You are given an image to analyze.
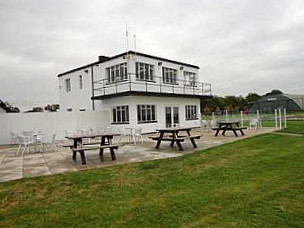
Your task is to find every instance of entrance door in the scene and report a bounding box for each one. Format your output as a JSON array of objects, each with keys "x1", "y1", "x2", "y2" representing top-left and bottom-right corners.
[{"x1": 165, "y1": 106, "x2": 179, "y2": 128}]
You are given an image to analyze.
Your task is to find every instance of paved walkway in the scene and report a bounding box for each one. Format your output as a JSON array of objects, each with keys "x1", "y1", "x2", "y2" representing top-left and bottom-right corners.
[{"x1": 0, "y1": 128, "x2": 276, "y2": 182}]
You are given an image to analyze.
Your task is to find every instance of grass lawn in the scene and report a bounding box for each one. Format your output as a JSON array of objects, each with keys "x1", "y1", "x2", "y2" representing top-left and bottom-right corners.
[
  {"x1": 1, "y1": 133, "x2": 304, "y2": 227},
  {"x1": 280, "y1": 120, "x2": 304, "y2": 135}
]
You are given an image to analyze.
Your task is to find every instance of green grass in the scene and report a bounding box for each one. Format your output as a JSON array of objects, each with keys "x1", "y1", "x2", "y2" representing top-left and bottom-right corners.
[
  {"x1": 1, "y1": 133, "x2": 304, "y2": 227},
  {"x1": 281, "y1": 120, "x2": 304, "y2": 135}
]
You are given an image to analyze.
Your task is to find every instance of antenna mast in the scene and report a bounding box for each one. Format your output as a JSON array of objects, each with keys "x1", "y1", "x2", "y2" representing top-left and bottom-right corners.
[{"x1": 125, "y1": 24, "x2": 129, "y2": 52}]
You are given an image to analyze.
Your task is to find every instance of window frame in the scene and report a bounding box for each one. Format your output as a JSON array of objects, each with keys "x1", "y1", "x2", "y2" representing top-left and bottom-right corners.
[
  {"x1": 111, "y1": 105, "x2": 129, "y2": 124},
  {"x1": 65, "y1": 78, "x2": 71, "y2": 92},
  {"x1": 162, "y1": 67, "x2": 178, "y2": 84},
  {"x1": 137, "y1": 104, "x2": 157, "y2": 124},
  {"x1": 106, "y1": 63, "x2": 128, "y2": 84},
  {"x1": 185, "y1": 105, "x2": 198, "y2": 120},
  {"x1": 184, "y1": 71, "x2": 197, "y2": 87},
  {"x1": 79, "y1": 75, "x2": 83, "y2": 90},
  {"x1": 135, "y1": 62, "x2": 155, "y2": 82}
]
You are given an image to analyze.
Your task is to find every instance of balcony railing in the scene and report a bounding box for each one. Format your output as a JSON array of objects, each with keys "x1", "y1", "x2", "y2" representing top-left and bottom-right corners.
[{"x1": 93, "y1": 73, "x2": 212, "y2": 99}]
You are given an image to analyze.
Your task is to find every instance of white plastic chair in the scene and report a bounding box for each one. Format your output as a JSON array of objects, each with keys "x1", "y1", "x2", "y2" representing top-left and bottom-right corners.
[
  {"x1": 32, "y1": 132, "x2": 44, "y2": 153},
  {"x1": 249, "y1": 118, "x2": 262, "y2": 130},
  {"x1": 16, "y1": 135, "x2": 34, "y2": 156},
  {"x1": 210, "y1": 120, "x2": 218, "y2": 128},
  {"x1": 50, "y1": 133, "x2": 57, "y2": 151},
  {"x1": 10, "y1": 132, "x2": 19, "y2": 144},
  {"x1": 200, "y1": 120, "x2": 208, "y2": 131},
  {"x1": 132, "y1": 128, "x2": 144, "y2": 145}
]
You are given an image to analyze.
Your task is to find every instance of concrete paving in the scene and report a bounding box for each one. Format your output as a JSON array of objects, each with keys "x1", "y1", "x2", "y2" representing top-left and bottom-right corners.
[{"x1": 0, "y1": 128, "x2": 276, "y2": 182}]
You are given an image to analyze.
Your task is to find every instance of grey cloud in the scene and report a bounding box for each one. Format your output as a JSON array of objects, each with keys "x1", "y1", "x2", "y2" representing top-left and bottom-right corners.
[{"x1": 0, "y1": 0, "x2": 304, "y2": 110}]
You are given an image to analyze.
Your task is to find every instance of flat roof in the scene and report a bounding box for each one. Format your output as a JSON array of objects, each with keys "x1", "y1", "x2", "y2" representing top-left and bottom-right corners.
[{"x1": 57, "y1": 51, "x2": 200, "y2": 77}]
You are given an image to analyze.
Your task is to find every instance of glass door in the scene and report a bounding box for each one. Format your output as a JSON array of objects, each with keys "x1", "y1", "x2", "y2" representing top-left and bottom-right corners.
[{"x1": 165, "y1": 106, "x2": 179, "y2": 128}]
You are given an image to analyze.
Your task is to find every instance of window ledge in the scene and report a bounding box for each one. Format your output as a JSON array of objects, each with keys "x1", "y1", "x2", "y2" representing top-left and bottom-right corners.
[
  {"x1": 138, "y1": 120, "x2": 158, "y2": 124},
  {"x1": 136, "y1": 79, "x2": 156, "y2": 83},
  {"x1": 111, "y1": 122, "x2": 130, "y2": 125},
  {"x1": 186, "y1": 118, "x2": 199, "y2": 121},
  {"x1": 106, "y1": 79, "x2": 129, "y2": 85},
  {"x1": 162, "y1": 82, "x2": 179, "y2": 85}
]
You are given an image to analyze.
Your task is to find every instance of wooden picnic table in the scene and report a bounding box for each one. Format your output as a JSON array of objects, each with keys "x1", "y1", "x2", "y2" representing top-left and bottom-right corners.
[
  {"x1": 65, "y1": 133, "x2": 120, "y2": 165},
  {"x1": 150, "y1": 127, "x2": 200, "y2": 151},
  {"x1": 213, "y1": 120, "x2": 246, "y2": 137}
]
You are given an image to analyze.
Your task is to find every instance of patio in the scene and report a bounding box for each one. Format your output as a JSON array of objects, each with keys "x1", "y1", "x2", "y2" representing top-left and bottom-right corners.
[{"x1": 0, "y1": 127, "x2": 276, "y2": 182}]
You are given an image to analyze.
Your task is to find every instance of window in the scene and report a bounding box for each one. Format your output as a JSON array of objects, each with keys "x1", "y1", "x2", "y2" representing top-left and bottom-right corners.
[
  {"x1": 184, "y1": 71, "x2": 196, "y2": 86},
  {"x1": 106, "y1": 63, "x2": 128, "y2": 84},
  {"x1": 162, "y1": 67, "x2": 177, "y2": 84},
  {"x1": 79, "y1": 75, "x2": 83, "y2": 89},
  {"x1": 185, "y1": 105, "x2": 198, "y2": 120},
  {"x1": 136, "y1": 62, "x2": 154, "y2": 81},
  {"x1": 65, "y1": 78, "x2": 71, "y2": 92},
  {"x1": 112, "y1": 105, "x2": 129, "y2": 124},
  {"x1": 137, "y1": 105, "x2": 156, "y2": 123}
]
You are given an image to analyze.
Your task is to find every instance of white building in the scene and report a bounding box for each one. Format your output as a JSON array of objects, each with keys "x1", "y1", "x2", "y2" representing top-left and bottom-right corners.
[{"x1": 58, "y1": 51, "x2": 212, "y2": 132}]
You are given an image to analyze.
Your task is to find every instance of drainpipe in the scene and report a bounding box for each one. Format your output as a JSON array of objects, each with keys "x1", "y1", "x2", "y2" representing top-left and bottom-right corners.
[{"x1": 91, "y1": 66, "x2": 95, "y2": 111}]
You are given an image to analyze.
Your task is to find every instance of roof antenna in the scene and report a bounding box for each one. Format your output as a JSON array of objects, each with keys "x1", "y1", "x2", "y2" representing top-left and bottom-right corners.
[
  {"x1": 125, "y1": 24, "x2": 129, "y2": 52},
  {"x1": 133, "y1": 34, "x2": 137, "y2": 59}
]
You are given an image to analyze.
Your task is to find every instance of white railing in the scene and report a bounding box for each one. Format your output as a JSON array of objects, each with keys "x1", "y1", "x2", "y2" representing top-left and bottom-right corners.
[{"x1": 93, "y1": 73, "x2": 212, "y2": 98}]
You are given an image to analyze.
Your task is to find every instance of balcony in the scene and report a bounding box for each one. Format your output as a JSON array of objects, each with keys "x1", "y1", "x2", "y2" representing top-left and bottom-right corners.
[{"x1": 92, "y1": 74, "x2": 212, "y2": 100}]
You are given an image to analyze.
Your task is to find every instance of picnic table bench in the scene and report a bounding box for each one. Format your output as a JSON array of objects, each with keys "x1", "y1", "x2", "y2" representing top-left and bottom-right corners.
[
  {"x1": 213, "y1": 121, "x2": 247, "y2": 137},
  {"x1": 150, "y1": 127, "x2": 200, "y2": 151},
  {"x1": 65, "y1": 133, "x2": 119, "y2": 165}
]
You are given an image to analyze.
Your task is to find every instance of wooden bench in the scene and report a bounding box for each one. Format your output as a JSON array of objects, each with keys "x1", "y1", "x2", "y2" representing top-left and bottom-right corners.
[
  {"x1": 149, "y1": 134, "x2": 200, "y2": 149},
  {"x1": 149, "y1": 136, "x2": 184, "y2": 142},
  {"x1": 62, "y1": 141, "x2": 101, "y2": 148},
  {"x1": 71, "y1": 144, "x2": 118, "y2": 165},
  {"x1": 213, "y1": 127, "x2": 247, "y2": 137}
]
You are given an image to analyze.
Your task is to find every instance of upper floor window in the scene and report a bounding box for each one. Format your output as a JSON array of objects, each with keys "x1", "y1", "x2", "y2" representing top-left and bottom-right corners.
[
  {"x1": 136, "y1": 62, "x2": 154, "y2": 81},
  {"x1": 137, "y1": 105, "x2": 156, "y2": 123},
  {"x1": 185, "y1": 105, "x2": 198, "y2": 120},
  {"x1": 112, "y1": 105, "x2": 129, "y2": 124},
  {"x1": 184, "y1": 71, "x2": 196, "y2": 86},
  {"x1": 79, "y1": 75, "x2": 83, "y2": 89},
  {"x1": 106, "y1": 63, "x2": 128, "y2": 84},
  {"x1": 65, "y1": 78, "x2": 71, "y2": 92},
  {"x1": 162, "y1": 67, "x2": 177, "y2": 84}
]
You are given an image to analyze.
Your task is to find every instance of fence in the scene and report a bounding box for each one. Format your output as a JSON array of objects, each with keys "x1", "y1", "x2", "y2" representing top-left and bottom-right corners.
[
  {"x1": 202, "y1": 108, "x2": 302, "y2": 129},
  {"x1": 0, "y1": 111, "x2": 109, "y2": 145}
]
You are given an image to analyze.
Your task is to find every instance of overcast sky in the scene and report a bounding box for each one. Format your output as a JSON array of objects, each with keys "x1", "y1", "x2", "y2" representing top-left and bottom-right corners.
[{"x1": 0, "y1": 0, "x2": 303, "y2": 110}]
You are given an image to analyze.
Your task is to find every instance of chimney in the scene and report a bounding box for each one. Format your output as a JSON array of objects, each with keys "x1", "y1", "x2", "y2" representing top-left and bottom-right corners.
[{"x1": 98, "y1": 55, "x2": 110, "y2": 62}]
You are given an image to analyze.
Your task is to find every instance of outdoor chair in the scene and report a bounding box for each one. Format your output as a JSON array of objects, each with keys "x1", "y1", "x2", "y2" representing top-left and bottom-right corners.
[
  {"x1": 200, "y1": 120, "x2": 209, "y2": 131},
  {"x1": 210, "y1": 120, "x2": 218, "y2": 128},
  {"x1": 10, "y1": 132, "x2": 19, "y2": 144},
  {"x1": 32, "y1": 131, "x2": 44, "y2": 153},
  {"x1": 113, "y1": 127, "x2": 132, "y2": 144},
  {"x1": 16, "y1": 135, "x2": 34, "y2": 156},
  {"x1": 132, "y1": 128, "x2": 144, "y2": 145},
  {"x1": 249, "y1": 118, "x2": 262, "y2": 130}
]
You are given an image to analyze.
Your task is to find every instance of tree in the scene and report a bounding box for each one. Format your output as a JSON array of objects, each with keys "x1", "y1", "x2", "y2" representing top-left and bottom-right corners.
[
  {"x1": 246, "y1": 93, "x2": 261, "y2": 103},
  {"x1": 265, "y1": 89, "x2": 283, "y2": 96},
  {"x1": 45, "y1": 104, "x2": 60, "y2": 112}
]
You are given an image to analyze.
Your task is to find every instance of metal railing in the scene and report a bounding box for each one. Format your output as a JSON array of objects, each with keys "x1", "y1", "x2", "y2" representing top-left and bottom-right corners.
[{"x1": 93, "y1": 73, "x2": 212, "y2": 98}]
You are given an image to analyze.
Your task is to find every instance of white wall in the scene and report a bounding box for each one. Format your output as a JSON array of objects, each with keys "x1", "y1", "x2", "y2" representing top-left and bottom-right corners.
[
  {"x1": 58, "y1": 53, "x2": 202, "y2": 112},
  {"x1": 100, "y1": 95, "x2": 201, "y2": 133},
  {"x1": 0, "y1": 111, "x2": 109, "y2": 145},
  {"x1": 58, "y1": 67, "x2": 94, "y2": 112}
]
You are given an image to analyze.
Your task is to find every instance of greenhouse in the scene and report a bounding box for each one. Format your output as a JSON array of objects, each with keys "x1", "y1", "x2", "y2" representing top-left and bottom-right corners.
[{"x1": 249, "y1": 94, "x2": 304, "y2": 113}]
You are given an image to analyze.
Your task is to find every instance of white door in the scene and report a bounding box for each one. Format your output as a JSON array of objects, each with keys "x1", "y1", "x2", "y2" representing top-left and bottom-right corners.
[{"x1": 165, "y1": 106, "x2": 179, "y2": 128}]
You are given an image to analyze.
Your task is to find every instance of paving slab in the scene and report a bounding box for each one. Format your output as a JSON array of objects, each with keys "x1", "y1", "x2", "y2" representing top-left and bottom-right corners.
[{"x1": 0, "y1": 127, "x2": 276, "y2": 182}]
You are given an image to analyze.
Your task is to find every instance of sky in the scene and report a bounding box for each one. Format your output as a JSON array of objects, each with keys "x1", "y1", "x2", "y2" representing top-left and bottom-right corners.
[{"x1": 0, "y1": 0, "x2": 304, "y2": 111}]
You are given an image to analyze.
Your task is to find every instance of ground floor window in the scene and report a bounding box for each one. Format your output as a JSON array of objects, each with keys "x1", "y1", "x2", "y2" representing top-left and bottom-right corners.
[
  {"x1": 137, "y1": 105, "x2": 156, "y2": 123},
  {"x1": 112, "y1": 105, "x2": 129, "y2": 124},
  {"x1": 185, "y1": 105, "x2": 198, "y2": 120}
]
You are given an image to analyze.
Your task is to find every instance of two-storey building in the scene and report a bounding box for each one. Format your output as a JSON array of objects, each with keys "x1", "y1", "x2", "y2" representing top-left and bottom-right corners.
[{"x1": 58, "y1": 51, "x2": 211, "y2": 132}]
